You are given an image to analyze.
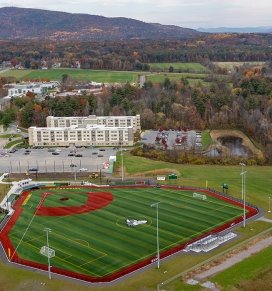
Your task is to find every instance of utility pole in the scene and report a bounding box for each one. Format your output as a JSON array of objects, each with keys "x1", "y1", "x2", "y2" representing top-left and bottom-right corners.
[{"x1": 151, "y1": 202, "x2": 160, "y2": 269}]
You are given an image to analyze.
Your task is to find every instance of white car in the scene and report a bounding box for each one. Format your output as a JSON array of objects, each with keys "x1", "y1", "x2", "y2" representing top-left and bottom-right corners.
[{"x1": 79, "y1": 168, "x2": 88, "y2": 172}]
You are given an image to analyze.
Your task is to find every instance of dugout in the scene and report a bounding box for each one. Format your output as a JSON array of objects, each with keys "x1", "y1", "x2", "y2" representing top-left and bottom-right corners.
[{"x1": 108, "y1": 177, "x2": 156, "y2": 186}]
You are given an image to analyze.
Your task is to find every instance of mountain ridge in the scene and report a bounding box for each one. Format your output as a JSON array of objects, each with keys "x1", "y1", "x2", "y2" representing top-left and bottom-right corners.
[
  {"x1": 198, "y1": 26, "x2": 272, "y2": 33},
  {"x1": 0, "y1": 6, "x2": 203, "y2": 40}
]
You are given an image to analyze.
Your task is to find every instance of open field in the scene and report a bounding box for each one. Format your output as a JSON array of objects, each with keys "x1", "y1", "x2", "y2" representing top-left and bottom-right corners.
[
  {"x1": 148, "y1": 62, "x2": 208, "y2": 73},
  {"x1": 117, "y1": 153, "x2": 272, "y2": 214},
  {"x1": 146, "y1": 73, "x2": 207, "y2": 83},
  {"x1": 0, "y1": 69, "x2": 31, "y2": 79},
  {"x1": 0, "y1": 69, "x2": 140, "y2": 83},
  {"x1": 212, "y1": 245, "x2": 272, "y2": 290},
  {"x1": 0, "y1": 68, "x2": 209, "y2": 85},
  {"x1": 2, "y1": 185, "x2": 246, "y2": 282},
  {"x1": 213, "y1": 61, "x2": 265, "y2": 70}
]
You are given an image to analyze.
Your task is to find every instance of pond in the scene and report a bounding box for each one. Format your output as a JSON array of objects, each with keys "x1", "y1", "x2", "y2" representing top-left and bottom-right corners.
[{"x1": 217, "y1": 136, "x2": 252, "y2": 157}]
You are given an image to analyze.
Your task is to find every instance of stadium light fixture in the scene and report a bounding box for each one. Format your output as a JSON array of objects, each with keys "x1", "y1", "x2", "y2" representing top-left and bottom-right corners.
[
  {"x1": 239, "y1": 163, "x2": 246, "y2": 200},
  {"x1": 239, "y1": 163, "x2": 247, "y2": 228},
  {"x1": 151, "y1": 202, "x2": 160, "y2": 269},
  {"x1": 44, "y1": 228, "x2": 52, "y2": 279}
]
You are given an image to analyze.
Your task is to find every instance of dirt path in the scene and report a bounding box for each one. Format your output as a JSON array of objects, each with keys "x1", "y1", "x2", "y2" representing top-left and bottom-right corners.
[{"x1": 194, "y1": 236, "x2": 272, "y2": 280}]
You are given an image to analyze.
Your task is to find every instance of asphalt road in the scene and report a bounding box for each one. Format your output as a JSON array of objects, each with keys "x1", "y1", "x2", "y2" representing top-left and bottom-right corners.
[{"x1": 0, "y1": 147, "x2": 117, "y2": 174}]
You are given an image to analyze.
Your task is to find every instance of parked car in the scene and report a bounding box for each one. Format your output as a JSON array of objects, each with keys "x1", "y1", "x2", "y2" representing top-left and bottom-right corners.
[
  {"x1": 68, "y1": 153, "x2": 74, "y2": 156},
  {"x1": 97, "y1": 154, "x2": 104, "y2": 157},
  {"x1": 75, "y1": 154, "x2": 83, "y2": 157},
  {"x1": 52, "y1": 152, "x2": 60, "y2": 155},
  {"x1": 29, "y1": 167, "x2": 38, "y2": 172},
  {"x1": 70, "y1": 164, "x2": 77, "y2": 168},
  {"x1": 92, "y1": 152, "x2": 98, "y2": 155},
  {"x1": 79, "y1": 168, "x2": 88, "y2": 172},
  {"x1": 9, "y1": 148, "x2": 17, "y2": 153}
]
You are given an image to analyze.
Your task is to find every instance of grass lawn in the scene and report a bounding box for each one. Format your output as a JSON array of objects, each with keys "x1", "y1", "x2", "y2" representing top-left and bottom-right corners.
[
  {"x1": 7, "y1": 186, "x2": 243, "y2": 279},
  {"x1": 146, "y1": 72, "x2": 207, "y2": 83},
  {"x1": 201, "y1": 130, "x2": 213, "y2": 149},
  {"x1": 0, "y1": 69, "x2": 32, "y2": 79},
  {"x1": 187, "y1": 78, "x2": 211, "y2": 87},
  {"x1": 148, "y1": 63, "x2": 208, "y2": 73},
  {"x1": 118, "y1": 154, "x2": 272, "y2": 214},
  {"x1": 0, "y1": 184, "x2": 10, "y2": 201},
  {"x1": 0, "y1": 134, "x2": 21, "y2": 139},
  {"x1": 212, "y1": 245, "x2": 272, "y2": 290},
  {"x1": 4, "y1": 139, "x2": 24, "y2": 149},
  {"x1": 213, "y1": 61, "x2": 265, "y2": 70},
  {"x1": 0, "y1": 69, "x2": 140, "y2": 83}
]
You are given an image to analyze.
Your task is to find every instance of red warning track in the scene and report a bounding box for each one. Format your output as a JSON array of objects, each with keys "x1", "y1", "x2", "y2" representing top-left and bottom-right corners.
[{"x1": 36, "y1": 192, "x2": 113, "y2": 216}]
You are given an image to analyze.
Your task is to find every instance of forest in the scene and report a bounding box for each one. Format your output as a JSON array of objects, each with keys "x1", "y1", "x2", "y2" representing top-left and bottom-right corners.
[{"x1": 1, "y1": 33, "x2": 272, "y2": 71}]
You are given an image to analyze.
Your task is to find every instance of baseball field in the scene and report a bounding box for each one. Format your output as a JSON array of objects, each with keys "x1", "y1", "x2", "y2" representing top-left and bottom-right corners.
[{"x1": 0, "y1": 185, "x2": 256, "y2": 282}]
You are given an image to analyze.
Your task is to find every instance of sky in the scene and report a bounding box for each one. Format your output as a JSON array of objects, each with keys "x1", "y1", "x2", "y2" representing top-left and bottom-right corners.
[{"x1": 0, "y1": 0, "x2": 271, "y2": 29}]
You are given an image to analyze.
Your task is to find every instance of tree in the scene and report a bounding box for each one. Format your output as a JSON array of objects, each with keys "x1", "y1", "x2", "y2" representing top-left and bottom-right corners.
[
  {"x1": 169, "y1": 66, "x2": 174, "y2": 73},
  {"x1": 141, "y1": 108, "x2": 155, "y2": 129}
]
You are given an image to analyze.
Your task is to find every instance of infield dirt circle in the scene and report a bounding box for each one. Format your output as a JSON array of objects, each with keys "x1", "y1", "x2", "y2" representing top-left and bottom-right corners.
[{"x1": 36, "y1": 191, "x2": 114, "y2": 216}]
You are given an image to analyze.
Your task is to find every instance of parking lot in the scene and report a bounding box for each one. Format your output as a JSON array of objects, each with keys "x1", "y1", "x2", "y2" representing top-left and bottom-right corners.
[
  {"x1": 0, "y1": 147, "x2": 117, "y2": 174},
  {"x1": 141, "y1": 130, "x2": 202, "y2": 149}
]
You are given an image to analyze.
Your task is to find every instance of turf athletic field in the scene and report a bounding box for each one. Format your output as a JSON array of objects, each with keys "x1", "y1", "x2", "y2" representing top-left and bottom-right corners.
[{"x1": 1, "y1": 186, "x2": 251, "y2": 282}]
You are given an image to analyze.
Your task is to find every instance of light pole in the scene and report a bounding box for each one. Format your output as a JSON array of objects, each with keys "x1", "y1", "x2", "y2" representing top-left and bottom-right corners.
[
  {"x1": 240, "y1": 163, "x2": 245, "y2": 200},
  {"x1": 44, "y1": 228, "x2": 52, "y2": 279},
  {"x1": 239, "y1": 163, "x2": 247, "y2": 228},
  {"x1": 119, "y1": 140, "x2": 124, "y2": 181},
  {"x1": 268, "y1": 195, "x2": 271, "y2": 213},
  {"x1": 70, "y1": 163, "x2": 77, "y2": 181},
  {"x1": 151, "y1": 202, "x2": 160, "y2": 269}
]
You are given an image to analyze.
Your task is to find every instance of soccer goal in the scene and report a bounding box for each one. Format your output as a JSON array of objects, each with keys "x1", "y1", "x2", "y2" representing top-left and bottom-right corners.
[{"x1": 193, "y1": 192, "x2": 207, "y2": 200}]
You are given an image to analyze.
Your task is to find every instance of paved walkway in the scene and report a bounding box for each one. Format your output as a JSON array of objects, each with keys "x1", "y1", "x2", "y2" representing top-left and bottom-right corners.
[
  {"x1": 258, "y1": 216, "x2": 272, "y2": 223},
  {"x1": 195, "y1": 236, "x2": 272, "y2": 280}
]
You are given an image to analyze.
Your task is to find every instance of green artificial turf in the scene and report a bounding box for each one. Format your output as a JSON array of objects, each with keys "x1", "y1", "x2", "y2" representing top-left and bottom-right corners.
[
  {"x1": 41, "y1": 190, "x2": 88, "y2": 207},
  {"x1": 8, "y1": 187, "x2": 244, "y2": 278}
]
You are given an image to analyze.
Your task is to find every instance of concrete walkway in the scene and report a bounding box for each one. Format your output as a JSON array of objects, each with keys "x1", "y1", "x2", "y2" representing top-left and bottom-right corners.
[
  {"x1": 195, "y1": 236, "x2": 272, "y2": 280},
  {"x1": 258, "y1": 216, "x2": 272, "y2": 223}
]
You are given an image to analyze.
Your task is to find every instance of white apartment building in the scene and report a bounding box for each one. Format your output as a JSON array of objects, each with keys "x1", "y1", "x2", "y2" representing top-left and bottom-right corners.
[
  {"x1": 28, "y1": 125, "x2": 134, "y2": 147},
  {"x1": 46, "y1": 114, "x2": 141, "y2": 133}
]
